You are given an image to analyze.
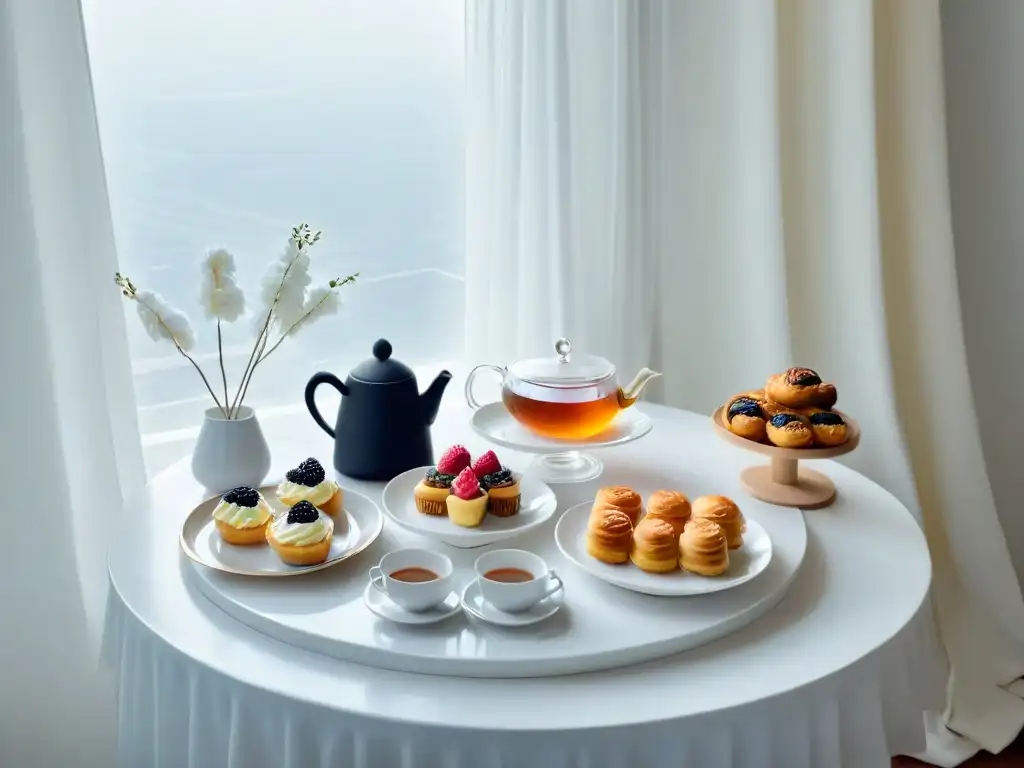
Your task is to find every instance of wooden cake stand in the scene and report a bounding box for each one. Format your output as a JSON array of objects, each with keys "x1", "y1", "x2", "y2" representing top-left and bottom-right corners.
[{"x1": 711, "y1": 407, "x2": 861, "y2": 510}]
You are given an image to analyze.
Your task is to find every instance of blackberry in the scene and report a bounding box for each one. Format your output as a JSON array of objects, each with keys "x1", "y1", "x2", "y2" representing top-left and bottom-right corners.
[
  {"x1": 297, "y1": 457, "x2": 326, "y2": 486},
  {"x1": 285, "y1": 467, "x2": 303, "y2": 483},
  {"x1": 222, "y1": 486, "x2": 260, "y2": 508},
  {"x1": 770, "y1": 413, "x2": 801, "y2": 428},
  {"x1": 287, "y1": 500, "x2": 320, "y2": 524},
  {"x1": 728, "y1": 398, "x2": 763, "y2": 422},
  {"x1": 809, "y1": 411, "x2": 844, "y2": 426}
]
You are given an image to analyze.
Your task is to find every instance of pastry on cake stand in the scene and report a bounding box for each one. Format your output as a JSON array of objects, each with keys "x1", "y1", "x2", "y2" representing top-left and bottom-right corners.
[{"x1": 711, "y1": 407, "x2": 860, "y2": 509}]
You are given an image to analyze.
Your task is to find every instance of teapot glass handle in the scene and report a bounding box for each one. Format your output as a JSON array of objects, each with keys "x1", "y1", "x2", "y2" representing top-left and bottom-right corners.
[
  {"x1": 305, "y1": 372, "x2": 348, "y2": 438},
  {"x1": 464, "y1": 365, "x2": 504, "y2": 410}
]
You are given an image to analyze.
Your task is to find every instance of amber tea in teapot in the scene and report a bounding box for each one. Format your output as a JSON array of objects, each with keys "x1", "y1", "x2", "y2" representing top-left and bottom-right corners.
[{"x1": 466, "y1": 339, "x2": 660, "y2": 440}]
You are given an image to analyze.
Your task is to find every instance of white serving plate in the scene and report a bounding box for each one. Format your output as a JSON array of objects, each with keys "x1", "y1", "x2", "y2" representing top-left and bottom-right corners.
[
  {"x1": 554, "y1": 501, "x2": 772, "y2": 596},
  {"x1": 469, "y1": 402, "x2": 653, "y2": 454},
  {"x1": 180, "y1": 484, "x2": 383, "y2": 576},
  {"x1": 381, "y1": 466, "x2": 558, "y2": 548}
]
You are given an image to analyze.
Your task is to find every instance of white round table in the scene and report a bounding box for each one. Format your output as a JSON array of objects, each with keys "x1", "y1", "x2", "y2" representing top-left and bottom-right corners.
[{"x1": 102, "y1": 402, "x2": 941, "y2": 768}]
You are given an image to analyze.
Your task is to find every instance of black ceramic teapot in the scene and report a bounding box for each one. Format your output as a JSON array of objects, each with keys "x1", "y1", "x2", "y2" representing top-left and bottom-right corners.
[{"x1": 305, "y1": 339, "x2": 452, "y2": 481}]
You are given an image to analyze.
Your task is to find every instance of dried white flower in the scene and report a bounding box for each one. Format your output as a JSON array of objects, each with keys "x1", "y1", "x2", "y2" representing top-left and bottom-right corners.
[
  {"x1": 291, "y1": 284, "x2": 341, "y2": 335},
  {"x1": 134, "y1": 289, "x2": 196, "y2": 351},
  {"x1": 200, "y1": 248, "x2": 246, "y2": 322},
  {"x1": 252, "y1": 239, "x2": 311, "y2": 336}
]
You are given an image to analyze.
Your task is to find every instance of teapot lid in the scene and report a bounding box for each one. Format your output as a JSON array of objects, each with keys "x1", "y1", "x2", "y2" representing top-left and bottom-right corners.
[
  {"x1": 350, "y1": 339, "x2": 414, "y2": 384},
  {"x1": 507, "y1": 338, "x2": 615, "y2": 387}
]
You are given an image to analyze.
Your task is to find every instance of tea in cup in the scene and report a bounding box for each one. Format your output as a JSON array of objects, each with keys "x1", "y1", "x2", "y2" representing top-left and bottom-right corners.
[
  {"x1": 474, "y1": 549, "x2": 563, "y2": 613},
  {"x1": 369, "y1": 549, "x2": 453, "y2": 612}
]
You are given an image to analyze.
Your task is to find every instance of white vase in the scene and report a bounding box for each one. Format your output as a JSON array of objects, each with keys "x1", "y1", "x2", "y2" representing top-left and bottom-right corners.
[{"x1": 191, "y1": 406, "x2": 271, "y2": 494}]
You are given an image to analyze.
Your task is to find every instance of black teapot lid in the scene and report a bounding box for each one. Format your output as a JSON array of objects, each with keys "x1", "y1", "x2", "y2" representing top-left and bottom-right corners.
[{"x1": 349, "y1": 339, "x2": 414, "y2": 384}]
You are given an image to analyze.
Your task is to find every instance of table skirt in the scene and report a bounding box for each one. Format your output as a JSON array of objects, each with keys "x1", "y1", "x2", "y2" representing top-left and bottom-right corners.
[{"x1": 102, "y1": 584, "x2": 944, "y2": 768}]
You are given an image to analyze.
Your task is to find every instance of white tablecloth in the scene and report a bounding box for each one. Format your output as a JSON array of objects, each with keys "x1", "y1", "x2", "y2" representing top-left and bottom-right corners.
[{"x1": 102, "y1": 403, "x2": 944, "y2": 768}]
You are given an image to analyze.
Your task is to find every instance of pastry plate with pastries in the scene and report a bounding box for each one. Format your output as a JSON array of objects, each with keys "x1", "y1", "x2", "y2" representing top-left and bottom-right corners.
[
  {"x1": 180, "y1": 484, "x2": 383, "y2": 577},
  {"x1": 382, "y1": 466, "x2": 558, "y2": 549},
  {"x1": 554, "y1": 499, "x2": 773, "y2": 597}
]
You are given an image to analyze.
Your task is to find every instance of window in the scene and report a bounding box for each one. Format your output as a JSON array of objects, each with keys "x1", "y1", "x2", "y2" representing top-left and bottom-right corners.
[{"x1": 83, "y1": 0, "x2": 465, "y2": 475}]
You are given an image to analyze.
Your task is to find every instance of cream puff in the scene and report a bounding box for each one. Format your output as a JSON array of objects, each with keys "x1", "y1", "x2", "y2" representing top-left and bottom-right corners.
[
  {"x1": 724, "y1": 394, "x2": 768, "y2": 442},
  {"x1": 277, "y1": 458, "x2": 343, "y2": 516},
  {"x1": 766, "y1": 412, "x2": 814, "y2": 449},
  {"x1": 266, "y1": 500, "x2": 334, "y2": 566},
  {"x1": 690, "y1": 495, "x2": 745, "y2": 549},
  {"x1": 645, "y1": 490, "x2": 691, "y2": 539},
  {"x1": 586, "y1": 508, "x2": 634, "y2": 564},
  {"x1": 212, "y1": 485, "x2": 273, "y2": 545},
  {"x1": 765, "y1": 367, "x2": 838, "y2": 410},
  {"x1": 806, "y1": 410, "x2": 849, "y2": 447},
  {"x1": 680, "y1": 518, "x2": 730, "y2": 576},
  {"x1": 446, "y1": 468, "x2": 489, "y2": 528},
  {"x1": 414, "y1": 468, "x2": 454, "y2": 516},
  {"x1": 630, "y1": 517, "x2": 679, "y2": 573},
  {"x1": 594, "y1": 486, "x2": 643, "y2": 526},
  {"x1": 474, "y1": 451, "x2": 521, "y2": 517}
]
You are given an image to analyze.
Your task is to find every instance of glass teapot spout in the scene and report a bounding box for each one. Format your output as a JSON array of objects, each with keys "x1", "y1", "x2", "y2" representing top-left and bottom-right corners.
[
  {"x1": 617, "y1": 368, "x2": 661, "y2": 408},
  {"x1": 421, "y1": 370, "x2": 453, "y2": 425}
]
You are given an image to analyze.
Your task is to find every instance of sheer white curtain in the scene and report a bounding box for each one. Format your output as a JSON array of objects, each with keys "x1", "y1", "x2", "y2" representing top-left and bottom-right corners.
[
  {"x1": 0, "y1": 0, "x2": 144, "y2": 765},
  {"x1": 466, "y1": 0, "x2": 1024, "y2": 764}
]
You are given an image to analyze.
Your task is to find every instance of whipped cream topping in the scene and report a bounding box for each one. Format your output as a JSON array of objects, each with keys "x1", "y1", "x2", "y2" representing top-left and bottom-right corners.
[
  {"x1": 277, "y1": 478, "x2": 339, "y2": 507},
  {"x1": 270, "y1": 510, "x2": 332, "y2": 547},
  {"x1": 212, "y1": 497, "x2": 273, "y2": 529}
]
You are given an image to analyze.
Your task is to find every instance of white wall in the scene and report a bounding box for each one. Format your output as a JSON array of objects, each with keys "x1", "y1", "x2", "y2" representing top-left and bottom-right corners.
[{"x1": 942, "y1": 0, "x2": 1024, "y2": 586}]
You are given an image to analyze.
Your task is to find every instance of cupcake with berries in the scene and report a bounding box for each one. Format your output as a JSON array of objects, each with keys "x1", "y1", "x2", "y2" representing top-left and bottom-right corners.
[
  {"x1": 266, "y1": 500, "x2": 334, "y2": 566},
  {"x1": 446, "y1": 468, "x2": 489, "y2": 528},
  {"x1": 278, "y1": 457, "x2": 343, "y2": 517},
  {"x1": 414, "y1": 444, "x2": 470, "y2": 516},
  {"x1": 212, "y1": 486, "x2": 273, "y2": 545},
  {"x1": 473, "y1": 450, "x2": 522, "y2": 517}
]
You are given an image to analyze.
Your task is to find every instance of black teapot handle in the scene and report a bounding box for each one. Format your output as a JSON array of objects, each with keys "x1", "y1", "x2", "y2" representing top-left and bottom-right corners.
[{"x1": 305, "y1": 372, "x2": 348, "y2": 439}]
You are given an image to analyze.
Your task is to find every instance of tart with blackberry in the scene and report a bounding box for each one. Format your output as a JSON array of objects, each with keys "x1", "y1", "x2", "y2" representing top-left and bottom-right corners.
[
  {"x1": 212, "y1": 485, "x2": 273, "y2": 545},
  {"x1": 473, "y1": 450, "x2": 521, "y2": 517},
  {"x1": 413, "y1": 444, "x2": 469, "y2": 516},
  {"x1": 277, "y1": 457, "x2": 343, "y2": 516},
  {"x1": 266, "y1": 500, "x2": 334, "y2": 566},
  {"x1": 446, "y1": 468, "x2": 489, "y2": 528}
]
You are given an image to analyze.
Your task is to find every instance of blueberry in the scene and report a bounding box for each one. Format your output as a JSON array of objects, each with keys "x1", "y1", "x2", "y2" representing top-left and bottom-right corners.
[
  {"x1": 481, "y1": 467, "x2": 514, "y2": 489},
  {"x1": 222, "y1": 486, "x2": 259, "y2": 508},
  {"x1": 728, "y1": 397, "x2": 763, "y2": 422},
  {"x1": 810, "y1": 412, "x2": 844, "y2": 426},
  {"x1": 287, "y1": 500, "x2": 320, "y2": 524},
  {"x1": 770, "y1": 413, "x2": 801, "y2": 428}
]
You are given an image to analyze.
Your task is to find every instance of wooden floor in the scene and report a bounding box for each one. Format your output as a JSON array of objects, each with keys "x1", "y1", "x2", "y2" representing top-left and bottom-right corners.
[{"x1": 892, "y1": 733, "x2": 1024, "y2": 767}]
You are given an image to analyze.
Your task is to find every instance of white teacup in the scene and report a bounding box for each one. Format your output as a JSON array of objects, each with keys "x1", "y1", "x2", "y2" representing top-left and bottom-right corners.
[
  {"x1": 369, "y1": 549, "x2": 454, "y2": 612},
  {"x1": 474, "y1": 549, "x2": 563, "y2": 613}
]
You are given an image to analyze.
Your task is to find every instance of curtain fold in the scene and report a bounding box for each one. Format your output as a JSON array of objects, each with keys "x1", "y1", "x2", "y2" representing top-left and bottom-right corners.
[
  {"x1": 0, "y1": 0, "x2": 144, "y2": 764},
  {"x1": 465, "y1": 0, "x2": 1024, "y2": 763}
]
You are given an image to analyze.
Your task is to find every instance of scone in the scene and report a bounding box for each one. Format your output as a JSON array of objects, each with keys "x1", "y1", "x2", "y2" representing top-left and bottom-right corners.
[
  {"x1": 806, "y1": 410, "x2": 849, "y2": 447},
  {"x1": 724, "y1": 393, "x2": 768, "y2": 442},
  {"x1": 645, "y1": 490, "x2": 691, "y2": 539},
  {"x1": 680, "y1": 518, "x2": 730, "y2": 576},
  {"x1": 266, "y1": 500, "x2": 334, "y2": 566},
  {"x1": 586, "y1": 508, "x2": 633, "y2": 564},
  {"x1": 765, "y1": 367, "x2": 838, "y2": 410},
  {"x1": 446, "y1": 468, "x2": 489, "y2": 528},
  {"x1": 630, "y1": 517, "x2": 679, "y2": 573},
  {"x1": 766, "y1": 413, "x2": 814, "y2": 449},
  {"x1": 474, "y1": 450, "x2": 521, "y2": 517},
  {"x1": 414, "y1": 468, "x2": 455, "y2": 516},
  {"x1": 594, "y1": 486, "x2": 643, "y2": 526},
  {"x1": 690, "y1": 495, "x2": 745, "y2": 549},
  {"x1": 212, "y1": 485, "x2": 273, "y2": 545},
  {"x1": 277, "y1": 457, "x2": 343, "y2": 516}
]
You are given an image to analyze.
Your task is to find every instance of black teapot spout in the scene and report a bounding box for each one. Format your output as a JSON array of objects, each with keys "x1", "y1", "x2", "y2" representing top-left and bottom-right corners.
[{"x1": 421, "y1": 370, "x2": 452, "y2": 426}]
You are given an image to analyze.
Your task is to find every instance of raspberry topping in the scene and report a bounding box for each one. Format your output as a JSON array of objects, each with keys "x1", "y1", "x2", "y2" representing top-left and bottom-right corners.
[
  {"x1": 437, "y1": 445, "x2": 471, "y2": 475},
  {"x1": 451, "y1": 467, "x2": 482, "y2": 501},
  {"x1": 471, "y1": 450, "x2": 501, "y2": 479}
]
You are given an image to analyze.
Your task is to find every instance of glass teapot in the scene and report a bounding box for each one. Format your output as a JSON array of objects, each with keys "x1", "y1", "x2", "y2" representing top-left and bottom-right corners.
[{"x1": 465, "y1": 338, "x2": 660, "y2": 440}]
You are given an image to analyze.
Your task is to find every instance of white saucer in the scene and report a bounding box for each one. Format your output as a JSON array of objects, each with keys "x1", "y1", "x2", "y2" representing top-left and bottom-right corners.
[
  {"x1": 362, "y1": 582, "x2": 461, "y2": 625},
  {"x1": 381, "y1": 466, "x2": 558, "y2": 549},
  {"x1": 459, "y1": 579, "x2": 564, "y2": 627}
]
